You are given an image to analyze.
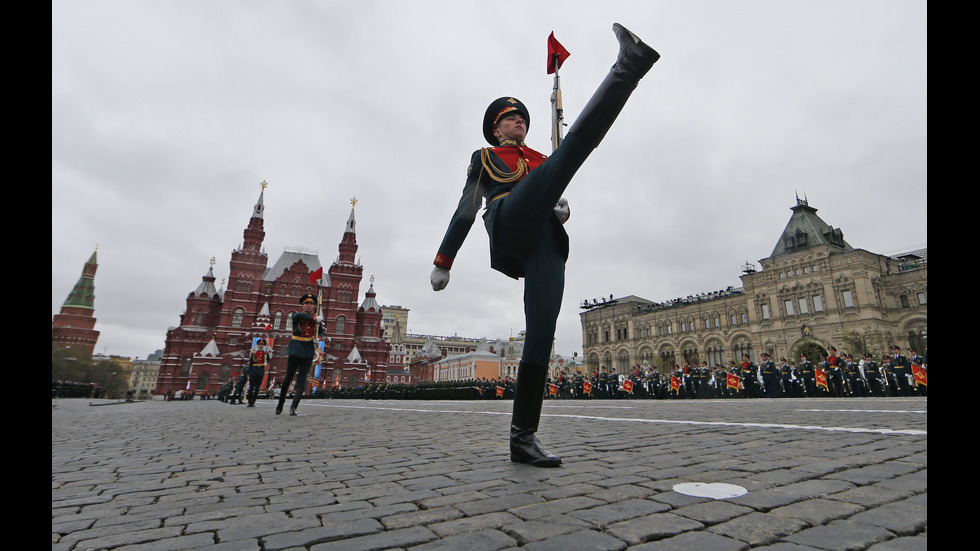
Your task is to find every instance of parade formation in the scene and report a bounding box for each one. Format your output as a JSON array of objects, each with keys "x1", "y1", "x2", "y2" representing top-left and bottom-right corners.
[{"x1": 537, "y1": 345, "x2": 927, "y2": 400}]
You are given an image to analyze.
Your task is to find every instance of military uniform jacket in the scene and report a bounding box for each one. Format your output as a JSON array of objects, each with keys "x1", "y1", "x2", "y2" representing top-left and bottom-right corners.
[
  {"x1": 287, "y1": 312, "x2": 322, "y2": 359},
  {"x1": 799, "y1": 361, "x2": 815, "y2": 379},
  {"x1": 891, "y1": 354, "x2": 910, "y2": 374},
  {"x1": 247, "y1": 346, "x2": 271, "y2": 377},
  {"x1": 780, "y1": 364, "x2": 793, "y2": 381},
  {"x1": 864, "y1": 361, "x2": 881, "y2": 378},
  {"x1": 761, "y1": 360, "x2": 778, "y2": 379},
  {"x1": 434, "y1": 142, "x2": 568, "y2": 280}
]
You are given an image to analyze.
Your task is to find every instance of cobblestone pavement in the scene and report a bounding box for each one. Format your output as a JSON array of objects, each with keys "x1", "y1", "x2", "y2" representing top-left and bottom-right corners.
[{"x1": 53, "y1": 396, "x2": 926, "y2": 551}]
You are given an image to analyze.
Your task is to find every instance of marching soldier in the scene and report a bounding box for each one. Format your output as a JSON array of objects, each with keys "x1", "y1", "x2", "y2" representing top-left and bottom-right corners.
[
  {"x1": 246, "y1": 338, "x2": 271, "y2": 407},
  {"x1": 276, "y1": 293, "x2": 324, "y2": 416},
  {"x1": 229, "y1": 370, "x2": 248, "y2": 405},
  {"x1": 429, "y1": 23, "x2": 659, "y2": 467}
]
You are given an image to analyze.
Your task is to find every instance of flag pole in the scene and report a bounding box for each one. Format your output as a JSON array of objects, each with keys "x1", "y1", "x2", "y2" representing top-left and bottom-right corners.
[{"x1": 550, "y1": 53, "x2": 564, "y2": 153}]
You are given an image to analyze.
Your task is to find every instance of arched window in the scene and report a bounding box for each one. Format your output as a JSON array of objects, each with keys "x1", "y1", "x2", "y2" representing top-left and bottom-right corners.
[
  {"x1": 231, "y1": 308, "x2": 245, "y2": 328},
  {"x1": 335, "y1": 316, "x2": 347, "y2": 333}
]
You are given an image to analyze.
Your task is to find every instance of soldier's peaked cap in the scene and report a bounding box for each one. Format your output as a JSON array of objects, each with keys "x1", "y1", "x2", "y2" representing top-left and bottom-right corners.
[
  {"x1": 300, "y1": 293, "x2": 317, "y2": 305},
  {"x1": 483, "y1": 97, "x2": 530, "y2": 145}
]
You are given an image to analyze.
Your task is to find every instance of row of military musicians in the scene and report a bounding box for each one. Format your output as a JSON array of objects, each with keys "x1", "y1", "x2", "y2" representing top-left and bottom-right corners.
[{"x1": 543, "y1": 347, "x2": 926, "y2": 399}]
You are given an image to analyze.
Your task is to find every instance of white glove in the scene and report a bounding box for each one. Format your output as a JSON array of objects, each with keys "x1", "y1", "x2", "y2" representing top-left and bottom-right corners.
[
  {"x1": 554, "y1": 197, "x2": 570, "y2": 223},
  {"x1": 430, "y1": 266, "x2": 450, "y2": 291}
]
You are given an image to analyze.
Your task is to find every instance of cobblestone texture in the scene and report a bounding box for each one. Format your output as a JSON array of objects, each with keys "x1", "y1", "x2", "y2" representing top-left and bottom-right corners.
[{"x1": 53, "y1": 396, "x2": 926, "y2": 549}]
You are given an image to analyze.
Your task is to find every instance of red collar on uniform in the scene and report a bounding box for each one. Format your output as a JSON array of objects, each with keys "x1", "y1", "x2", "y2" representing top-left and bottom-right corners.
[{"x1": 490, "y1": 141, "x2": 548, "y2": 174}]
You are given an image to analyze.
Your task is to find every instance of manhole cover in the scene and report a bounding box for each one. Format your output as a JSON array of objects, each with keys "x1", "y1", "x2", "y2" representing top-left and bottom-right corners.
[{"x1": 672, "y1": 482, "x2": 747, "y2": 499}]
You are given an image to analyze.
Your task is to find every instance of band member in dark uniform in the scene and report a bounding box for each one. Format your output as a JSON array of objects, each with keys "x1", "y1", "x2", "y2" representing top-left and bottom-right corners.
[
  {"x1": 430, "y1": 24, "x2": 659, "y2": 466},
  {"x1": 246, "y1": 338, "x2": 271, "y2": 407},
  {"x1": 760, "y1": 353, "x2": 781, "y2": 398},
  {"x1": 862, "y1": 353, "x2": 883, "y2": 397},
  {"x1": 843, "y1": 354, "x2": 866, "y2": 397},
  {"x1": 276, "y1": 293, "x2": 323, "y2": 416},
  {"x1": 798, "y1": 353, "x2": 816, "y2": 397},
  {"x1": 889, "y1": 345, "x2": 911, "y2": 396}
]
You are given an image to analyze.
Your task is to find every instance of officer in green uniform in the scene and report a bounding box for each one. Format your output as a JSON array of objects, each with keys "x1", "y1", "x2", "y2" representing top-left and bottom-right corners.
[
  {"x1": 430, "y1": 23, "x2": 659, "y2": 466},
  {"x1": 276, "y1": 293, "x2": 323, "y2": 416}
]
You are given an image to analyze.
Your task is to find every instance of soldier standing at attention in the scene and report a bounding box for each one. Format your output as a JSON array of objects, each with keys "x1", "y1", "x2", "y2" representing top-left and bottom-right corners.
[
  {"x1": 890, "y1": 345, "x2": 911, "y2": 396},
  {"x1": 760, "y1": 353, "x2": 780, "y2": 398},
  {"x1": 276, "y1": 293, "x2": 323, "y2": 416},
  {"x1": 431, "y1": 23, "x2": 659, "y2": 466},
  {"x1": 798, "y1": 353, "x2": 816, "y2": 397},
  {"x1": 863, "y1": 353, "x2": 884, "y2": 397}
]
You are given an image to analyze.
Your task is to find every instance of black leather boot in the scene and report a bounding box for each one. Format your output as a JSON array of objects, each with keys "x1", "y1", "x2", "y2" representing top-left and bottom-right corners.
[
  {"x1": 275, "y1": 401, "x2": 283, "y2": 415},
  {"x1": 566, "y1": 23, "x2": 659, "y2": 150},
  {"x1": 289, "y1": 406, "x2": 297, "y2": 416},
  {"x1": 510, "y1": 361, "x2": 561, "y2": 467}
]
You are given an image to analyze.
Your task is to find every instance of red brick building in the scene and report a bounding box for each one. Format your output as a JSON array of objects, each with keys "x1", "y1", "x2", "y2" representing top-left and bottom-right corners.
[
  {"x1": 52, "y1": 249, "x2": 100, "y2": 357},
  {"x1": 154, "y1": 185, "x2": 390, "y2": 396}
]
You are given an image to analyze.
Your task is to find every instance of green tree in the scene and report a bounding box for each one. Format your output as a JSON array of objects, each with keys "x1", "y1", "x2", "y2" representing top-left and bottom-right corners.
[
  {"x1": 52, "y1": 345, "x2": 129, "y2": 399},
  {"x1": 841, "y1": 328, "x2": 886, "y2": 358},
  {"x1": 791, "y1": 339, "x2": 825, "y2": 363}
]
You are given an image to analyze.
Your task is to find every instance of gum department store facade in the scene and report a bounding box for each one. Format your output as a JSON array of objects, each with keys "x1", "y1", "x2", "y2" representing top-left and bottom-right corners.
[{"x1": 579, "y1": 198, "x2": 927, "y2": 373}]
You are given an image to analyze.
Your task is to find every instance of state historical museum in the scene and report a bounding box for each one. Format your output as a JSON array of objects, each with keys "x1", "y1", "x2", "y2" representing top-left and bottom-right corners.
[{"x1": 154, "y1": 183, "x2": 390, "y2": 396}]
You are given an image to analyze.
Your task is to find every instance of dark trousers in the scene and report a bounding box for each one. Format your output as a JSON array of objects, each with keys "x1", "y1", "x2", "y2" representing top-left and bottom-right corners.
[
  {"x1": 278, "y1": 355, "x2": 313, "y2": 410},
  {"x1": 493, "y1": 134, "x2": 591, "y2": 365},
  {"x1": 246, "y1": 371, "x2": 264, "y2": 404}
]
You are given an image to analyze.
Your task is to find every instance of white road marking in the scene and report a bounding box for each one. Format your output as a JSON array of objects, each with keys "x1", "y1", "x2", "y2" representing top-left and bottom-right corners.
[
  {"x1": 796, "y1": 409, "x2": 926, "y2": 414},
  {"x1": 300, "y1": 402, "x2": 927, "y2": 436}
]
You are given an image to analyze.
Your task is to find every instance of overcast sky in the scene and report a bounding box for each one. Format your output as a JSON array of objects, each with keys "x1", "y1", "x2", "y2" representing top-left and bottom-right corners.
[{"x1": 52, "y1": 0, "x2": 926, "y2": 360}]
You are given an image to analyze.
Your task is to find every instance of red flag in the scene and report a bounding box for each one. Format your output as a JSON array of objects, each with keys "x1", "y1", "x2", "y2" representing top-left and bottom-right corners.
[
  {"x1": 671, "y1": 376, "x2": 681, "y2": 392},
  {"x1": 726, "y1": 373, "x2": 741, "y2": 390},
  {"x1": 815, "y1": 368, "x2": 828, "y2": 391},
  {"x1": 623, "y1": 380, "x2": 634, "y2": 393},
  {"x1": 547, "y1": 32, "x2": 570, "y2": 74},
  {"x1": 548, "y1": 383, "x2": 558, "y2": 396},
  {"x1": 583, "y1": 380, "x2": 592, "y2": 395},
  {"x1": 309, "y1": 267, "x2": 323, "y2": 284},
  {"x1": 496, "y1": 386, "x2": 504, "y2": 397},
  {"x1": 911, "y1": 364, "x2": 927, "y2": 386}
]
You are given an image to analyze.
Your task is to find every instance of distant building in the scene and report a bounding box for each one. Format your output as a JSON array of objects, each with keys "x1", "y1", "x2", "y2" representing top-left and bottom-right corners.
[
  {"x1": 154, "y1": 184, "x2": 389, "y2": 396},
  {"x1": 579, "y1": 197, "x2": 927, "y2": 372},
  {"x1": 130, "y1": 349, "x2": 162, "y2": 399},
  {"x1": 52, "y1": 249, "x2": 100, "y2": 357}
]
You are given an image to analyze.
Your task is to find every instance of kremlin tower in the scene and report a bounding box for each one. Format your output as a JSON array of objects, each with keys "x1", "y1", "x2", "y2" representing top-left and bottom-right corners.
[{"x1": 52, "y1": 248, "x2": 100, "y2": 357}]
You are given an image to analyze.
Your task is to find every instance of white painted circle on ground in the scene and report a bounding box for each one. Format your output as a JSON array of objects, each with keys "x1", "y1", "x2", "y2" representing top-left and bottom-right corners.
[{"x1": 672, "y1": 482, "x2": 748, "y2": 499}]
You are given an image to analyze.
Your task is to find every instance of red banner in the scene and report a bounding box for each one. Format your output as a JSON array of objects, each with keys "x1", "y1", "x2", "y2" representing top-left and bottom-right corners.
[
  {"x1": 496, "y1": 386, "x2": 504, "y2": 397},
  {"x1": 583, "y1": 380, "x2": 592, "y2": 395},
  {"x1": 309, "y1": 267, "x2": 323, "y2": 284},
  {"x1": 547, "y1": 32, "x2": 570, "y2": 74},
  {"x1": 726, "y1": 373, "x2": 741, "y2": 390},
  {"x1": 815, "y1": 368, "x2": 828, "y2": 390},
  {"x1": 912, "y1": 365, "x2": 927, "y2": 386},
  {"x1": 623, "y1": 380, "x2": 634, "y2": 393},
  {"x1": 548, "y1": 383, "x2": 558, "y2": 396},
  {"x1": 671, "y1": 376, "x2": 681, "y2": 392}
]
